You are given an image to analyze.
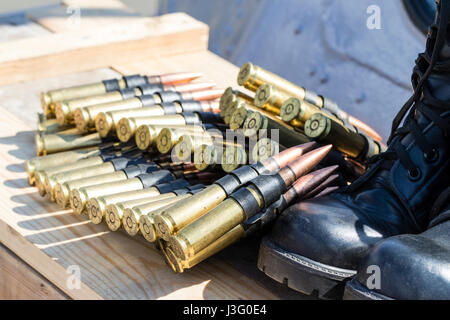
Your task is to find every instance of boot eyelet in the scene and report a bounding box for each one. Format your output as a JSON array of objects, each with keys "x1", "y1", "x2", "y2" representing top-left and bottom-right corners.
[
  {"x1": 424, "y1": 149, "x2": 439, "y2": 163},
  {"x1": 408, "y1": 168, "x2": 422, "y2": 181}
]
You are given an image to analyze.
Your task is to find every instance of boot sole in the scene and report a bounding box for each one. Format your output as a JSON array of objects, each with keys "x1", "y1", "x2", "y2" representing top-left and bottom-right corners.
[
  {"x1": 343, "y1": 279, "x2": 392, "y2": 300},
  {"x1": 257, "y1": 237, "x2": 356, "y2": 299}
]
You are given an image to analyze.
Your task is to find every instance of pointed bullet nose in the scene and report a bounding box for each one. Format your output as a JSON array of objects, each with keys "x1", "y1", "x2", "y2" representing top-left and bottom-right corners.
[
  {"x1": 269, "y1": 141, "x2": 319, "y2": 169},
  {"x1": 176, "y1": 81, "x2": 216, "y2": 92},
  {"x1": 191, "y1": 89, "x2": 225, "y2": 101},
  {"x1": 281, "y1": 144, "x2": 333, "y2": 186},
  {"x1": 291, "y1": 165, "x2": 339, "y2": 199},
  {"x1": 160, "y1": 72, "x2": 204, "y2": 85},
  {"x1": 302, "y1": 174, "x2": 340, "y2": 200}
]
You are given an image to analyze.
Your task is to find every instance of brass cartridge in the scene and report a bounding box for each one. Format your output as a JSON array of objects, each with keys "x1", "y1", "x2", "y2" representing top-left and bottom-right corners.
[
  {"x1": 173, "y1": 133, "x2": 220, "y2": 162},
  {"x1": 238, "y1": 62, "x2": 300, "y2": 93},
  {"x1": 135, "y1": 124, "x2": 205, "y2": 151},
  {"x1": 121, "y1": 195, "x2": 190, "y2": 238},
  {"x1": 40, "y1": 72, "x2": 204, "y2": 116},
  {"x1": 35, "y1": 155, "x2": 106, "y2": 197},
  {"x1": 252, "y1": 138, "x2": 282, "y2": 163},
  {"x1": 254, "y1": 84, "x2": 291, "y2": 115},
  {"x1": 169, "y1": 146, "x2": 333, "y2": 260},
  {"x1": 164, "y1": 225, "x2": 244, "y2": 273},
  {"x1": 54, "y1": 82, "x2": 216, "y2": 126},
  {"x1": 219, "y1": 89, "x2": 254, "y2": 118},
  {"x1": 54, "y1": 170, "x2": 134, "y2": 209},
  {"x1": 156, "y1": 128, "x2": 208, "y2": 155},
  {"x1": 117, "y1": 113, "x2": 201, "y2": 143},
  {"x1": 37, "y1": 113, "x2": 69, "y2": 133},
  {"x1": 74, "y1": 97, "x2": 148, "y2": 133},
  {"x1": 107, "y1": 193, "x2": 178, "y2": 232},
  {"x1": 25, "y1": 146, "x2": 101, "y2": 186},
  {"x1": 304, "y1": 113, "x2": 379, "y2": 160},
  {"x1": 221, "y1": 146, "x2": 248, "y2": 173},
  {"x1": 154, "y1": 142, "x2": 317, "y2": 241},
  {"x1": 74, "y1": 170, "x2": 178, "y2": 218},
  {"x1": 35, "y1": 131, "x2": 103, "y2": 156}
]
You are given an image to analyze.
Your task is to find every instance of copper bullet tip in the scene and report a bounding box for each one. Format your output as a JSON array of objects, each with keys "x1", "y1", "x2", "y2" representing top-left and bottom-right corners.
[
  {"x1": 262, "y1": 141, "x2": 318, "y2": 172},
  {"x1": 159, "y1": 72, "x2": 204, "y2": 85},
  {"x1": 174, "y1": 82, "x2": 216, "y2": 93},
  {"x1": 280, "y1": 145, "x2": 333, "y2": 187},
  {"x1": 291, "y1": 165, "x2": 339, "y2": 199},
  {"x1": 189, "y1": 89, "x2": 225, "y2": 101},
  {"x1": 302, "y1": 174, "x2": 340, "y2": 200}
]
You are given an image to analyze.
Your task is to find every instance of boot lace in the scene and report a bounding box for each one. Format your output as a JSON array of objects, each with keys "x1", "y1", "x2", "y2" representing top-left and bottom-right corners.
[{"x1": 365, "y1": 0, "x2": 450, "y2": 179}]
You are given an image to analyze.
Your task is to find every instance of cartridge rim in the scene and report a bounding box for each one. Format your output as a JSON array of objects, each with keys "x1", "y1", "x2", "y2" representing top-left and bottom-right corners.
[
  {"x1": 169, "y1": 234, "x2": 191, "y2": 261},
  {"x1": 157, "y1": 129, "x2": 176, "y2": 155},
  {"x1": 304, "y1": 113, "x2": 330, "y2": 140},
  {"x1": 164, "y1": 246, "x2": 184, "y2": 273},
  {"x1": 70, "y1": 189, "x2": 87, "y2": 215},
  {"x1": 138, "y1": 213, "x2": 157, "y2": 243},
  {"x1": 135, "y1": 125, "x2": 153, "y2": 150},
  {"x1": 54, "y1": 183, "x2": 70, "y2": 209},
  {"x1": 122, "y1": 207, "x2": 140, "y2": 236},
  {"x1": 35, "y1": 172, "x2": 47, "y2": 196},
  {"x1": 105, "y1": 202, "x2": 121, "y2": 231},
  {"x1": 154, "y1": 213, "x2": 177, "y2": 241},
  {"x1": 254, "y1": 84, "x2": 273, "y2": 107},
  {"x1": 229, "y1": 106, "x2": 248, "y2": 130},
  {"x1": 194, "y1": 145, "x2": 216, "y2": 171},
  {"x1": 41, "y1": 92, "x2": 52, "y2": 114},
  {"x1": 237, "y1": 62, "x2": 254, "y2": 86},
  {"x1": 221, "y1": 147, "x2": 247, "y2": 173},
  {"x1": 88, "y1": 198, "x2": 105, "y2": 225},
  {"x1": 95, "y1": 112, "x2": 113, "y2": 138},
  {"x1": 252, "y1": 138, "x2": 279, "y2": 163},
  {"x1": 74, "y1": 108, "x2": 90, "y2": 133},
  {"x1": 34, "y1": 133, "x2": 45, "y2": 156},
  {"x1": 117, "y1": 118, "x2": 134, "y2": 143},
  {"x1": 55, "y1": 102, "x2": 70, "y2": 126},
  {"x1": 280, "y1": 98, "x2": 301, "y2": 122},
  {"x1": 243, "y1": 112, "x2": 267, "y2": 137}
]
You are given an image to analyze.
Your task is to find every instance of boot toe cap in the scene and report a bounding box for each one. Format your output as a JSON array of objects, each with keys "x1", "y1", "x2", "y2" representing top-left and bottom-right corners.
[{"x1": 268, "y1": 194, "x2": 386, "y2": 271}]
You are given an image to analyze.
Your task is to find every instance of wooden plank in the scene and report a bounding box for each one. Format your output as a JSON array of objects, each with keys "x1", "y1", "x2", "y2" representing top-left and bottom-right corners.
[
  {"x1": 0, "y1": 12, "x2": 209, "y2": 85},
  {"x1": 0, "y1": 105, "x2": 277, "y2": 300},
  {"x1": 26, "y1": 1, "x2": 148, "y2": 33},
  {"x1": 0, "y1": 243, "x2": 68, "y2": 300}
]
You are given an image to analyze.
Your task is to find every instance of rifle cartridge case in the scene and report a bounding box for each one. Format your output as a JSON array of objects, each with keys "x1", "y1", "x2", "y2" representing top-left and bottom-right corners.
[
  {"x1": 254, "y1": 84, "x2": 290, "y2": 115},
  {"x1": 194, "y1": 144, "x2": 219, "y2": 172},
  {"x1": 252, "y1": 138, "x2": 281, "y2": 163},
  {"x1": 35, "y1": 131, "x2": 103, "y2": 156},
  {"x1": 242, "y1": 112, "x2": 268, "y2": 137},
  {"x1": 238, "y1": 62, "x2": 296, "y2": 93},
  {"x1": 25, "y1": 147, "x2": 101, "y2": 185},
  {"x1": 41, "y1": 82, "x2": 116, "y2": 116},
  {"x1": 54, "y1": 170, "x2": 130, "y2": 208},
  {"x1": 221, "y1": 146, "x2": 248, "y2": 173},
  {"x1": 173, "y1": 133, "x2": 218, "y2": 162},
  {"x1": 95, "y1": 106, "x2": 176, "y2": 138},
  {"x1": 117, "y1": 114, "x2": 201, "y2": 143},
  {"x1": 124, "y1": 195, "x2": 190, "y2": 239},
  {"x1": 78, "y1": 171, "x2": 178, "y2": 218},
  {"x1": 74, "y1": 97, "x2": 147, "y2": 133},
  {"x1": 304, "y1": 113, "x2": 377, "y2": 160},
  {"x1": 169, "y1": 146, "x2": 332, "y2": 260},
  {"x1": 90, "y1": 186, "x2": 177, "y2": 228},
  {"x1": 229, "y1": 104, "x2": 252, "y2": 130},
  {"x1": 46, "y1": 161, "x2": 120, "y2": 201},
  {"x1": 154, "y1": 142, "x2": 317, "y2": 240},
  {"x1": 135, "y1": 124, "x2": 204, "y2": 151},
  {"x1": 37, "y1": 113, "x2": 69, "y2": 133},
  {"x1": 220, "y1": 90, "x2": 254, "y2": 118},
  {"x1": 54, "y1": 90, "x2": 129, "y2": 125},
  {"x1": 156, "y1": 128, "x2": 206, "y2": 155},
  {"x1": 164, "y1": 225, "x2": 244, "y2": 273},
  {"x1": 170, "y1": 195, "x2": 249, "y2": 260},
  {"x1": 35, "y1": 156, "x2": 106, "y2": 197},
  {"x1": 107, "y1": 193, "x2": 178, "y2": 232},
  {"x1": 154, "y1": 184, "x2": 227, "y2": 241}
]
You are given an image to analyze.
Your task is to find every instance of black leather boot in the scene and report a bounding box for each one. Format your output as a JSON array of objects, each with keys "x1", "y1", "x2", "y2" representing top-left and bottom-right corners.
[
  {"x1": 343, "y1": 187, "x2": 450, "y2": 300},
  {"x1": 258, "y1": 0, "x2": 450, "y2": 299}
]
